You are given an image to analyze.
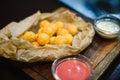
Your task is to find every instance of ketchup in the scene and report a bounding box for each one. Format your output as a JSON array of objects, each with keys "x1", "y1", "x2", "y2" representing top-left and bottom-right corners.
[{"x1": 56, "y1": 59, "x2": 91, "y2": 80}]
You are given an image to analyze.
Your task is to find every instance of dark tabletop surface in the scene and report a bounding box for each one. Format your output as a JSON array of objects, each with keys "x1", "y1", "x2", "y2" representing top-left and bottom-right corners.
[{"x1": 0, "y1": 0, "x2": 120, "y2": 80}]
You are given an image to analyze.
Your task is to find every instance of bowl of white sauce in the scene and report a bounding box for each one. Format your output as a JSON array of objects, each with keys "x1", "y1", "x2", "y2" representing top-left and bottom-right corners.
[{"x1": 94, "y1": 14, "x2": 120, "y2": 39}]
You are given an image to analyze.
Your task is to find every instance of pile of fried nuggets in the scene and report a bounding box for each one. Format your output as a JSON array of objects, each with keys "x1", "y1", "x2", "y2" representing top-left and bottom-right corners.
[{"x1": 18, "y1": 20, "x2": 78, "y2": 47}]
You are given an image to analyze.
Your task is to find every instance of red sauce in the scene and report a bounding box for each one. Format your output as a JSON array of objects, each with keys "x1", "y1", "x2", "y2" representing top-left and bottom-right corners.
[{"x1": 56, "y1": 59, "x2": 91, "y2": 80}]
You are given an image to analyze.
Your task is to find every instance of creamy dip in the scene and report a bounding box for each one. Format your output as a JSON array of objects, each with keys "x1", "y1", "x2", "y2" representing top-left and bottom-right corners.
[{"x1": 96, "y1": 21, "x2": 120, "y2": 33}]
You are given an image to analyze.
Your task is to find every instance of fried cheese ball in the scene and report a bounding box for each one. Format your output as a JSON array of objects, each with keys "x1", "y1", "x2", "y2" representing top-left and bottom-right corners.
[
  {"x1": 39, "y1": 20, "x2": 50, "y2": 28},
  {"x1": 63, "y1": 34, "x2": 73, "y2": 44},
  {"x1": 54, "y1": 21, "x2": 64, "y2": 30},
  {"x1": 19, "y1": 31, "x2": 36, "y2": 42},
  {"x1": 37, "y1": 33, "x2": 50, "y2": 46},
  {"x1": 32, "y1": 41, "x2": 39, "y2": 47},
  {"x1": 49, "y1": 36, "x2": 56, "y2": 44},
  {"x1": 57, "y1": 28, "x2": 69, "y2": 36},
  {"x1": 49, "y1": 23, "x2": 57, "y2": 32},
  {"x1": 38, "y1": 25, "x2": 56, "y2": 37},
  {"x1": 53, "y1": 35, "x2": 66, "y2": 45},
  {"x1": 67, "y1": 24, "x2": 78, "y2": 35}
]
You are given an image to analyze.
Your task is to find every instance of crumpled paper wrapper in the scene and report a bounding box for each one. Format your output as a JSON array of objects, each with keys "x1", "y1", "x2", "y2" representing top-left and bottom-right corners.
[{"x1": 0, "y1": 10, "x2": 95, "y2": 62}]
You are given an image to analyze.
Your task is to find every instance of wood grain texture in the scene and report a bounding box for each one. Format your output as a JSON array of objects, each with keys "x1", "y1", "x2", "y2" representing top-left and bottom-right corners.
[
  {"x1": 6, "y1": 8, "x2": 120, "y2": 80},
  {"x1": 84, "y1": 34, "x2": 120, "y2": 80}
]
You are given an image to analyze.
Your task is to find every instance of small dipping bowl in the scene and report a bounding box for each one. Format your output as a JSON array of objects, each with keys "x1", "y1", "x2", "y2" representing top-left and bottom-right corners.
[
  {"x1": 94, "y1": 14, "x2": 120, "y2": 39},
  {"x1": 51, "y1": 55, "x2": 93, "y2": 80}
]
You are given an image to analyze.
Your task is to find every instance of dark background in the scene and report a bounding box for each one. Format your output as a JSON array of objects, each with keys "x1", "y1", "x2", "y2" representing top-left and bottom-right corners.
[
  {"x1": 0, "y1": 0, "x2": 120, "y2": 80},
  {"x1": 0, "y1": 0, "x2": 65, "y2": 29}
]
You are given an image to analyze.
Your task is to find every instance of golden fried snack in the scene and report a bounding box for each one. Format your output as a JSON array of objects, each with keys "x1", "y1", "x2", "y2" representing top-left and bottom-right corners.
[
  {"x1": 53, "y1": 35, "x2": 66, "y2": 45},
  {"x1": 57, "y1": 28, "x2": 69, "y2": 36},
  {"x1": 19, "y1": 31, "x2": 36, "y2": 42},
  {"x1": 63, "y1": 34, "x2": 73, "y2": 44},
  {"x1": 49, "y1": 36, "x2": 56, "y2": 44},
  {"x1": 38, "y1": 26, "x2": 56, "y2": 36},
  {"x1": 67, "y1": 24, "x2": 78, "y2": 35},
  {"x1": 37, "y1": 33, "x2": 50, "y2": 46},
  {"x1": 54, "y1": 21, "x2": 64, "y2": 30},
  {"x1": 49, "y1": 23, "x2": 58, "y2": 33},
  {"x1": 32, "y1": 41, "x2": 39, "y2": 47},
  {"x1": 39, "y1": 20, "x2": 50, "y2": 28}
]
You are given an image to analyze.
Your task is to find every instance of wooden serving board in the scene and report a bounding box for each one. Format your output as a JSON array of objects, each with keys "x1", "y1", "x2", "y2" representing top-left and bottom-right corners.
[{"x1": 4, "y1": 8, "x2": 120, "y2": 80}]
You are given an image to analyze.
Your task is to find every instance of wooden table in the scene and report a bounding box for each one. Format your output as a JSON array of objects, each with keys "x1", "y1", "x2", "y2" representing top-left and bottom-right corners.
[
  {"x1": 5, "y1": 7, "x2": 119, "y2": 80},
  {"x1": 0, "y1": 0, "x2": 120, "y2": 79}
]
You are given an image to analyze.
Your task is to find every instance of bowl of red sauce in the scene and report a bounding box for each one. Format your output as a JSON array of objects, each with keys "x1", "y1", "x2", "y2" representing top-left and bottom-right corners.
[{"x1": 51, "y1": 54, "x2": 93, "y2": 80}]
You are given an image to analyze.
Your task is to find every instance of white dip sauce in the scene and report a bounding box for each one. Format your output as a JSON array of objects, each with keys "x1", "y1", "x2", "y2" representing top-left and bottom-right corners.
[{"x1": 96, "y1": 21, "x2": 120, "y2": 33}]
